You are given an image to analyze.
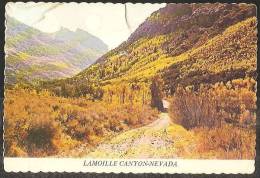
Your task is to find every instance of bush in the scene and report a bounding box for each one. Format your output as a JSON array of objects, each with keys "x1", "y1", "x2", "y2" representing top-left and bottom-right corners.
[
  {"x1": 169, "y1": 78, "x2": 256, "y2": 159},
  {"x1": 4, "y1": 89, "x2": 159, "y2": 157},
  {"x1": 169, "y1": 78, "x2": 256, "y2": 129},
  {"x1": 26, "y1": 118, "x2": 61, "y2": 156},
  {"x1": 195, "y1": 125, "x2": 256, "y2": 159},
  {"x1": 169, "y1": 86, "x2": 221, "y2": 129}
]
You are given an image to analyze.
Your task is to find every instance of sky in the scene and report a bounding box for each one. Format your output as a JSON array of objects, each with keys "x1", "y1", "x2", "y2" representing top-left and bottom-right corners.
[{"x1": 6, "y1": 2, "x2": 166, "y2": 49}]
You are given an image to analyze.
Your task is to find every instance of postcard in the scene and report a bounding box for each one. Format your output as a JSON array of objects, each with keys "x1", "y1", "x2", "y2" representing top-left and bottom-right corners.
[{"x1": 3, "y1": 2, "x2": 257, "y2": 173}]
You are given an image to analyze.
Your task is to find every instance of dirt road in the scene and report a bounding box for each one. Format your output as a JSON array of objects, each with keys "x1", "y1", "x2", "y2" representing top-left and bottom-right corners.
[{"x1": 85, "y1": 100, "x2": 196, "y2": 158}]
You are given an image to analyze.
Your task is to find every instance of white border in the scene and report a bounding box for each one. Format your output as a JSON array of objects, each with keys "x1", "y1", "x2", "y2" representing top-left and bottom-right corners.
[{"x1": 4, "y1": 158, "x2": 255, "y2": 173}]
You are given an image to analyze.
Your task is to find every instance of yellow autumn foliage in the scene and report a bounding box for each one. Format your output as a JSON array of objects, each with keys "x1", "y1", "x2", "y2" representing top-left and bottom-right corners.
[{"x1": 4, "y1": 89, "x2": 158, "y2": 157}]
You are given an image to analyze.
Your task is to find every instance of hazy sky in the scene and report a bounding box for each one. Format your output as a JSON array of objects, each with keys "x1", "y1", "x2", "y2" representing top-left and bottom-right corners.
[{"x1": 6, "y1": 2, "x2": 166, "y2": 49}]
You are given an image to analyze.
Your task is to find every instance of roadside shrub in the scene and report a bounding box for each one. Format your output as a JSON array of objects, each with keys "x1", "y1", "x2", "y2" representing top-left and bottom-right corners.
[
  {"x1": 169, "y1": 78, "x2": 256, "y2": 129},
  {"x1": 169, "y1": 86, "x2": 221, "y2": 129},
  {"x1": 194, "y1": 125, "x2": 255, "y2": 159},
  {"x1": 169, "y1": 78, "x2": 256, "y2": 159}
]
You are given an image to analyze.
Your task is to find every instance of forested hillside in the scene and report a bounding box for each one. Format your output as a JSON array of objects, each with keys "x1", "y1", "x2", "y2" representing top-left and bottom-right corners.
[
  {"x1": 42, "y1": 4, "x2": 256, "y2": 100},
  {"x1": 161, "y1": 17, "x2": 257, "y2": 94},
  {"x1": 5, "y1": 15, "x2": 108, "y2": 85}
]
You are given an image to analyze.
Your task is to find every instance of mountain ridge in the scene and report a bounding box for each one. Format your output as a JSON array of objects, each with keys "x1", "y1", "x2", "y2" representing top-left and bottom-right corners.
[
  {"x1": 94, "y1": 3, "x2": 255, "y2": 65},
  {"x1": 5, "y1": 15, "x2": 108, "y2": 85}
]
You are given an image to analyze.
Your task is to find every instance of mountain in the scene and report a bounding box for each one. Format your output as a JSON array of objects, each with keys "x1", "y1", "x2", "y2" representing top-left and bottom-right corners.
[
  {"x1": 5, "y1": 15, "x2": 108, "y2": 85},
  {"x1": 161, "y1": 17, "x2": 257, "y2": 95},
  {"x1": 41, "y1": 3, "x2": 256, "y2": 98}
]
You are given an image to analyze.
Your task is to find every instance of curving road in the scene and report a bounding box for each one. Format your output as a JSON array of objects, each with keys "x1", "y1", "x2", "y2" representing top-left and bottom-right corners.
[{"x1": 85, "y1": 100, "x2": 186, "y2": 158}]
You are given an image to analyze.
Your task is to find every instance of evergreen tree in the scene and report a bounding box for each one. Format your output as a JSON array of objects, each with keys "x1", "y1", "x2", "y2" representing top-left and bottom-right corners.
[{"x1": 150, "y1": 76, "x2": 164, "y2": 111}]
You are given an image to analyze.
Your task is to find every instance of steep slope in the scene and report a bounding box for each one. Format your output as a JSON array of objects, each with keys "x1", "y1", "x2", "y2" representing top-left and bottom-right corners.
[
  {"x1": 42, "y1": 4, "x2": 256, "y2": 98},
  {"x1": 161, "y1": 17, "x2": 257, "y2": 94},
  {"x1": 5, "y1": 15, "x2": 108, "y2": 85},
  {"x1": 79, "y1": 3, "x2": 255, "y2": 80}
]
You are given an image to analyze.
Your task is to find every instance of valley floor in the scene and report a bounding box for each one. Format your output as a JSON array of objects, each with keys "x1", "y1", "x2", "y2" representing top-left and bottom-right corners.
[{"x1": 5, "y1": 89, "x2": 255, "y2": 159}]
